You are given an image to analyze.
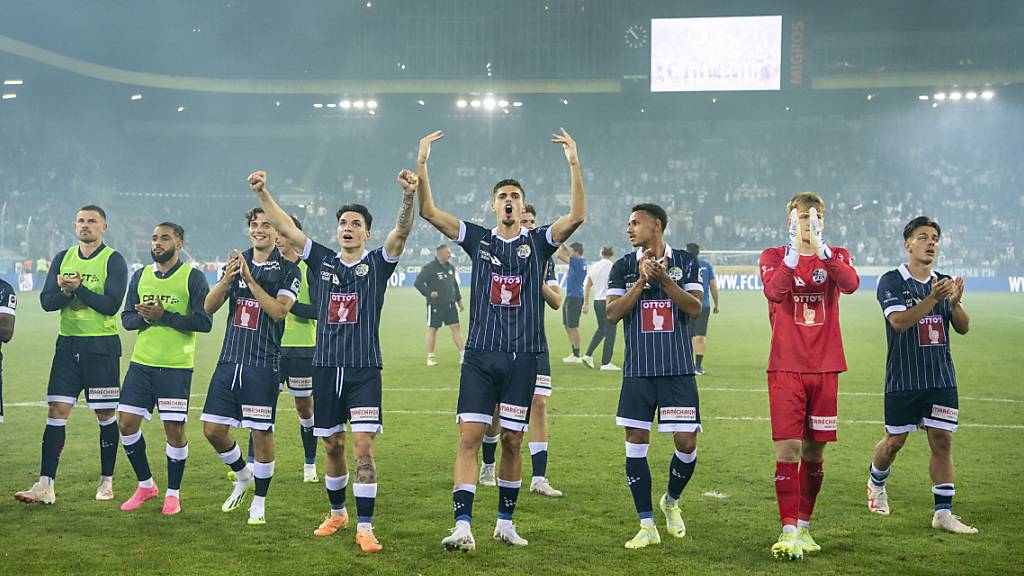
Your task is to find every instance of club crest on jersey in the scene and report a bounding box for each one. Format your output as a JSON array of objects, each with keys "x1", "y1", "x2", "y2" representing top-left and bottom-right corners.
[
  {"x1": 355, "y1": 263, "x2": 369, "y2": 277},
  {"x1": 516, "y1": 244, "x2": 532, "y2": 259},
  {"x1": 668, "y1": 267, "x2": 683, "y2": 282},
  {"x1": 812, "y1": 269, "x2": 827, "y2": 284}
]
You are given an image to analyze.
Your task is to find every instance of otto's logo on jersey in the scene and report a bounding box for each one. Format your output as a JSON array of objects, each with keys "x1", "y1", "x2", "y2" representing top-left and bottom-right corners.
[
  {"x1": 328, "y1": 293, "x2": 358, "y2": 324},
  {"x1": 641, "y1": 300, "x2": 675, "y2": 333},
  {"x1": 489, "y1": 274, "x2": 522, "y2": 307},
  {"x1": 668, "y1": 267, "x2": 683, "y2": 282},
  {"x1": 350, "y1": 407, "x2": 380, "y2": 422},
  {"x1": 812, "y1": 269, "x2": 828, "y2": 284},
  {"x1": 517, "y1": 244, "x2": 532, "y2": 259},
  {"x1": 355, "y1": 263, "x2": 369, "y2": 277},
  {"x1": 142, "y1": 294, "x2": 181, "y2": 305},
  {"x1": 917, "y1": 315, "x2": 946, "y2": 347},
  {"x1": 659, "y1": 406, "x2": 696, "y2": 422},
  {"x1": 499, "y1": 402, "x2": 528, "y2": 421},
  {"x1": 233, "y1": 298, "x2": 261, "y2": 330},
  {"x1": 793, "y1": 293, "x2": 824, "y2": 327}
]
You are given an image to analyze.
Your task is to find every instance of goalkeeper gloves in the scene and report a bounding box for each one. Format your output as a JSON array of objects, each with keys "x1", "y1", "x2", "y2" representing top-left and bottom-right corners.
[
  {"x1": 808, "y1": 207, "x2": 832, "y2": 260},
  {"x1": 784, "y1": 209, "x2": 800, "y2": 268}
]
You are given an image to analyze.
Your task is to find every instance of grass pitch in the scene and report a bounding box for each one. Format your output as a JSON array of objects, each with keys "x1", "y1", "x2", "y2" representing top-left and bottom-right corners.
[{"x1": 0, "y1": 288, "x2": 1021, "y2": 575}]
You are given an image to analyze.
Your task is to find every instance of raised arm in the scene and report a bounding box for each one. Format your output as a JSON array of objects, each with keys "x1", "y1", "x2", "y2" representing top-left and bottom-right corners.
[
  {"x1": 383, "y1": 170, "x2": 418, "y2": 260},
  {"x1": 548, "y1": 128, "x2": 586, "y2": 245},
  {"x1": 416, "y1": 131, "x2": 461, "y2": 240},
  {"x1": 248, "y1": 170, "x2": 308, "y2": 255}
]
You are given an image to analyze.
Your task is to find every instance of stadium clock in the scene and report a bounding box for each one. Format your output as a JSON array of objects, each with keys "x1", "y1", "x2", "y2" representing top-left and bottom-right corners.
[{"x1": 624, "y1": 23, "x2": 648, "y2": 48}]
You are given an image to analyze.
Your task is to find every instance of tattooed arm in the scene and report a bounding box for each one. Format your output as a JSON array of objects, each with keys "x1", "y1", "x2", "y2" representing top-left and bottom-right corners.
[{"x1": 383, "y1": 169, "x2": 418, "y2": 261}]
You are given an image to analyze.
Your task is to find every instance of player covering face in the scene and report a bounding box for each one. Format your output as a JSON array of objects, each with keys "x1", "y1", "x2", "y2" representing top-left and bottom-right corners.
[{"x1": 758, "y1": 192, "x2": 859, "y2": 560}]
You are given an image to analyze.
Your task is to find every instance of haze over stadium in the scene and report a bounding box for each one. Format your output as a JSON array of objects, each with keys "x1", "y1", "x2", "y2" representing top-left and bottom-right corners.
[{"x1": 0, "y1": 1, "x2": 1021, "y2": 574}]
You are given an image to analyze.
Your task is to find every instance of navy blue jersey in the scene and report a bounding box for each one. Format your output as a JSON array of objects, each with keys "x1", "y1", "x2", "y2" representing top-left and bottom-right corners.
[
  {"x1": 544, "y1": 257, "x2": 558, "y2": 287},
  {"x1": 458, "y1": 221, "x2": 560, "y2": 353},
  {"x1": 0, "y1": 279, "x2": 15, "y2": 364},
  {"x1": 607, "y1": 245, "x2": 704, "y2": 377},
  {"x1": 876, "y1": 265, "x2": 957, "y2": 393},
  {"x1": 217, "y1": 248, "x2": 300, "y2": 368},
  {"x1": 302, "y1": 239, "x2": 398, "y2": 368}
]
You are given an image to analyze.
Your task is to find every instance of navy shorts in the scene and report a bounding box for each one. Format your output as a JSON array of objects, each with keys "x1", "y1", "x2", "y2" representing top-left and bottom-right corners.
[
  {"x1": 427, "y1": 302, "x2": 460, "y2": 328},
  {"x1": 200, "y1": 362, "x2": 280, "y2": 431},
  {"x1": 534, "y1": 351, "x2": 552, "y2": 397},
  {"x1": 616, "y1": 374, "x2": 702, "y2": 433},
  {"x1": 885, "y1": 387, "x2": 959, "y2": 434},
  {"x1": 692, "y1": 307, "x2": 711, "y2": 337},
  {"x1": 280, "y1": 347, "x2": 314, "y2": 397},
  {"x1": 118, "y1": 363, "x2": 193, "y2": 422},
  {"x1": 457, "y1": 349, "x2": 537, "y2": 432},
  {"x1": 47, "y1": 349, "x2": 121, "y2": 410},
  {"x1": 563, "y1": 296, "x2": 583, "y2": 328},
  {"x1": 312, "y1": 366, "x2": 382, "y2": 436}
]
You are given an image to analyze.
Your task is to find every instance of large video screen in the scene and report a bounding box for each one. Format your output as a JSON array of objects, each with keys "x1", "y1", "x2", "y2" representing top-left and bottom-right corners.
[{"x1": 651, "y1": 16, "x2": 782, "y2": 92}]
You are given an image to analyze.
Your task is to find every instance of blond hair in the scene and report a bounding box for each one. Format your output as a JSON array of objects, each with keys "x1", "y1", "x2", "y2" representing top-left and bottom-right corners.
[{"x1": 787, "y1": 192, "x2": 825, "y2": 214}]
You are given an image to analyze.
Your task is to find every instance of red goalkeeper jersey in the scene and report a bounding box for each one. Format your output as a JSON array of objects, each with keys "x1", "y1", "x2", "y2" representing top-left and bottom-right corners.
[{"x1": 759, "y1": 247, "x2": 859, "y2": 373}]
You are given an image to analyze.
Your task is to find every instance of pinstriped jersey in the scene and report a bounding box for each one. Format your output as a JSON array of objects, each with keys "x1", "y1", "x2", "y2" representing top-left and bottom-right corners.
[
  {"x1": 217, "y1": 248, "x2": 300, "y2": 368},
  {"x1": 458, "y1": 221, "x2": 560, "y2": 353},
  {"x1": 0, "y1": 279, "x2": 15, "y2": 364},
  {"x1": 302, "y1": 239, "x2": 398, "y2": 368},
  {"x1": 607, "y1": 245, "x2": 704, "y2": 377},
  {"x1": 877, "y1": 264, "x2": 957, "y2": 393}
]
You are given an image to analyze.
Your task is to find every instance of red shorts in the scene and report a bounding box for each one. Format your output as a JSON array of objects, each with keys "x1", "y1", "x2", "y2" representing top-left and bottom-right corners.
[{"x1": 768, "y1": 371, "x2": 838, "y2": 442}]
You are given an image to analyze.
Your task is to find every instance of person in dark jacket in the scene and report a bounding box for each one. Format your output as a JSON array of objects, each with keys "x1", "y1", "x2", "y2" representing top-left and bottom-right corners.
[{"x1": 414, "y1": 244, "x2": 464, "y2": 366}]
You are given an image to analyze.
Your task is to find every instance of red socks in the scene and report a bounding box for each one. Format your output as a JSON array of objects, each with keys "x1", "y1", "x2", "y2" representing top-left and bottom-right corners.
[
  {"x1": 798, "y1": 459, "x2": 824, "y2": 523},
  {"x1": 774, "y1": 461, "x2": 800, "y2": 526}
]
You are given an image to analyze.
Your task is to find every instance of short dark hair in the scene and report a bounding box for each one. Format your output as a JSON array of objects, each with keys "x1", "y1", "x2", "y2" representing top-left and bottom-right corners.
[
  {"x1": 336, "y1": 204, "x2": 373, "y2": 230},
  {"x1": 570, "y1": 242, "x2": 584, "y2": 256},
  {"x1": 631, "y1": 203, "x2": 668, "y2": 233},
  {"x1": 523, "y1": 203, "x2": 537, "y2": 216},
  {"x1": 686, "y1": 243, "x2": 700, "y2": 258},
  {"x1": 78, "y1": 205, "x2": 107, "y2": 220},
  {"x1": 156, "y1": 222, "x2": 185, "y2": 241},
  {"x1": 903, "y1": 216, "x2": 941, "y2": 240},
  {"x1": 492, "y1": 179, "x2": 526, "y2": 199},
  {"x1": 290, "y1": 214, "x2": 303, "y2": 231},
  {"x1": 245, "y1": 207, "x2": 265, "y2": 225},
  {"x1": 601, "y1": 244, "x2": 614, "y2": 258},
  {"x1": 436, "y1": 244, "x2": 449, "y2": 252}
]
